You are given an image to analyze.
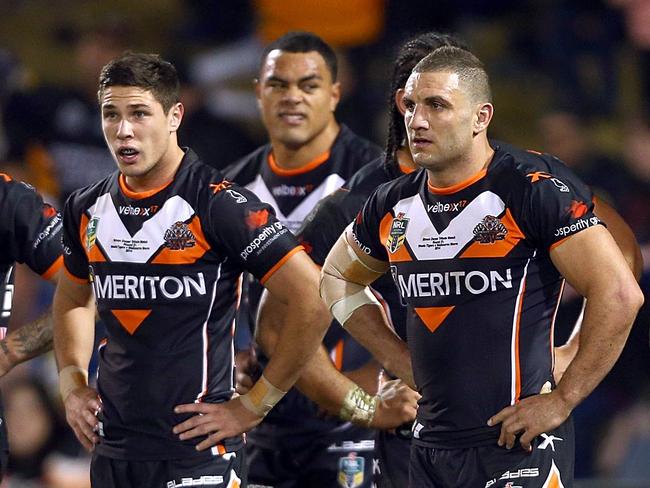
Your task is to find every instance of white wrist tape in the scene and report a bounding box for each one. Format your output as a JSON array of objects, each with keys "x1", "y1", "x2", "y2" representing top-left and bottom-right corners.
[
  {"x1": 330, "y1": 287, "x2": 381, "y2": 326},
  {"x1": 59, "y1": 365, "x2": 88, "y2": 401},
  {"x1": 239, "y1": 374, "x2": 287, "y2": 417}
]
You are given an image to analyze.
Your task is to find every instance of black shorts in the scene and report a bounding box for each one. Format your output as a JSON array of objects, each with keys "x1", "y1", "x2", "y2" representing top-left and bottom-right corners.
[
  {"x1": 374, "y1": 429, "x2": 410, "y2": 488},
  {"x1": 246, "y1": 432, "x2": 375, "y2": 488},
  {"x1": 91, "y1": 449, "x2": 246, "y2": 488},
  {"x1": 409, "y1": 419, "x2": 574, "y2": 488}
]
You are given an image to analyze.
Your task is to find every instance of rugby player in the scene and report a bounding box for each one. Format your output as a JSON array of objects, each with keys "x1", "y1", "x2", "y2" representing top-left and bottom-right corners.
[
  {"x1": 52, "y1": 52, "x2": 330, "y2": 487},
  {"x1": 320, "y1": 46, "x2": 644, "y2": 487},
  {"x1": 0, "y1": 172, "x2": 62, "y2": 479},
  {"x1": 226, "y1": 32, "x2": 404, "y2": 487}
]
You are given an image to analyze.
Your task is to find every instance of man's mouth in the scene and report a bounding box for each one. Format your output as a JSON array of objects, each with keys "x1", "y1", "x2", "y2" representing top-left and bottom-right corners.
[
  {"x1": 118, "y1": 147, "x2": 140, "y2": 162},
  {"x1": 278, "y1": 112, "x2": 306, "y2": 125}
]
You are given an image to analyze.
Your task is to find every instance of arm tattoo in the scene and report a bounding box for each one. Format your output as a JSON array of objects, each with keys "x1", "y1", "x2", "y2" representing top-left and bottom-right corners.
[{"x1": 11, "y1": 309, "x2": 54, "y2": 360}]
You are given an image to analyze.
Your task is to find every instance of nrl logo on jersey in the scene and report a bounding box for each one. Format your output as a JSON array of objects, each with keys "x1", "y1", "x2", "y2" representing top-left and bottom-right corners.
[
  {"x1": 338, "y1": 452, "x2": 364, "y2": 488},
  {"x1": 163, "y1": 221, "x2": 196, "y2": 250},
  {"x1": 387, "y1": 212, "x2": 409, "y2": 254},
  {"x1": 86, "y1": 216, "x2": 100, "y2": 251},
  {"x1": 473, "y1": 215, "x2": 507, "y2": 244}
]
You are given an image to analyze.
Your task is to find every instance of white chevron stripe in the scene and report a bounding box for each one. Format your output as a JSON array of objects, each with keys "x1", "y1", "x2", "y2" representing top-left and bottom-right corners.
[
  {"x1": 246, "y1": 173, "x2": 345, "y2": 231},
  {"x1": 393, "y1": 191, "x2": 506, "y2": 260},
  {"x1": 88, "y1": 194, "x2": 195, "y2": 263}
]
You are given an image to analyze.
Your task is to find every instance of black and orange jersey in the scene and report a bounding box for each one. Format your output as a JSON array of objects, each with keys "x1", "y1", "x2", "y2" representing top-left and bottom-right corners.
[
  {"x1": 301, "y1": 156, "x2": 409, "y2": 339},
  {"x1": 230, "y1": 128, "x2": 380, "y2": 448},
  {"x1": 61, "y1": 149, "x2": 301, "y2": 461},
  {"x1": 0, "y1": 173, "x2": 63, "y2": 331},
  {"x1": 352, "y1": 144, "x2": 602, "y2": 448},
  {"x1": 224, "y1": 124, "x2": 381, "y2": 233}
]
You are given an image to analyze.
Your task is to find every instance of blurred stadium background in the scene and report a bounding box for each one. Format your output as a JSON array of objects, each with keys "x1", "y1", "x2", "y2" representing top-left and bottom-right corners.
[{"x1": 0, "y1": 1, "x2": 648, "y2": 486}]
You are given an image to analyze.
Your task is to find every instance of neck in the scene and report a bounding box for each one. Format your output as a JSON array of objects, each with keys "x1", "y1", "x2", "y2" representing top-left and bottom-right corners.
[
  {"x1": 396, "y1": 147, "x2": 416, "y2": 172},
  {"x1": 426, "y1": 137, "x2": 494, "y2": 189},
  {"x1": 124, "y1": 144, "x2": 185, "y2": 193},
  {"x1": 271, "y1": 120, "x2": 340, "y2": 170}
]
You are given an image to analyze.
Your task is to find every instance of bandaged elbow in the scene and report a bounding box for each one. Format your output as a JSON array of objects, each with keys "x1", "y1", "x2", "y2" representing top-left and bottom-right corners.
[{"x1": 320, "y1": 272, "x2": 381, "y2": 326}]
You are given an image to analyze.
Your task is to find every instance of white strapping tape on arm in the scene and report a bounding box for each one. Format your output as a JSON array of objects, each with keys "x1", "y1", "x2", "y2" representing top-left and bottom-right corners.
[{"x1": 321, "y1": 224, "x2": 383, "y2": 326}]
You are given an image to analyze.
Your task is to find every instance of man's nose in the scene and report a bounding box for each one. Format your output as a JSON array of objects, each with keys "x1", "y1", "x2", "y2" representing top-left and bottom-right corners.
[{"x1": 117, "y1": 119, "x2": 134, "y2": 138}]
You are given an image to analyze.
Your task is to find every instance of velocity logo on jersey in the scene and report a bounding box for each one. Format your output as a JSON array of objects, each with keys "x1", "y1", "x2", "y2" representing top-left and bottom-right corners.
[
  {"x1": 163, "y1": 222, "x2": 196, "y2": 250},
  {"x1": 427, "y1": 200, "x2": 468, "y2": 213},
  {"x1": 473, "y1": 215, "x2": 507, "y2": 244},
  {"x1": 271, "y1": 184, "x2": 314, "y2": 197},
  {"x1": 86, "y1": 216, "x2": 99, "y2": 251},
  {"x1": 387, "y1": 213, "x2": 409, "y2": 253},
  {"x1": 338, "y1": 452, "x2": 364, "y2": 488},
  {"x1": 118, "y1": 204, "x2": 159, "y2": 216}
]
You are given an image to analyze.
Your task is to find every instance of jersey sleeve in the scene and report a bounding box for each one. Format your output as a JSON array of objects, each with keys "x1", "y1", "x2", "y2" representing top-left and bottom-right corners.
[
  {"x1": 298, "y1": 189, "x2": 359, "y2": 266},
  {"x1": 206, "y1": 182, "x2": 301, "y2": 284},
  {"x1": 351, "y1": 187, "x2": 390, "y2": 262},
  {"x1": 61, "y1": 192, "x2": 91, "y2": 282},
  {"x1": 522, "y1": 161, "x2": 602, "y2": 250},
  {"x1": 0, "y1": 176, "x2": 63, "y2": 278}
]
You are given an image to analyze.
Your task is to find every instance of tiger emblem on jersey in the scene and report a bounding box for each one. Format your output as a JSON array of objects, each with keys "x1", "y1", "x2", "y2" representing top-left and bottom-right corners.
[
  {"x1": 473, "y1": 215, "x2": 507, "y2": 244},
  {"x1": 387, "y1": 212, "x2": 409, "y2": 253},
  {"x1": 163, "y1": 221, "x2": 196, "y2": 250}
]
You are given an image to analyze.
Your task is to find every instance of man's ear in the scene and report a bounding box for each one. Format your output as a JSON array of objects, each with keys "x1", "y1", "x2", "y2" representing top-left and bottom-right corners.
[
  {"x1": 395, "y1": 89, "x2": 407, "y2": 116},
  {"x1": 330, "y1": 81, "x2": 341, "y2": 112},
  {"x1": 474, "y1": 102, "x2": 493, "y2": 135},
  {"x1": 169, "y1": 102, "x2": 185, "y2": 132}
]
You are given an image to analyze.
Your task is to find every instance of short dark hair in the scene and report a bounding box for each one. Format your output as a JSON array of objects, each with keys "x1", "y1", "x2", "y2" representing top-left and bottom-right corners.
[
  {"x1": 260, "y1": 31, "x2": 338, "y2": 81},
  {"x1": 385, "y1": 32, "x2": 469, "y2": 165},
  {"x1": 98, "y1": 52, "x2": 180, "y2": 113},
  {"x1": 413, "y1": 46, "x2": 491, "y2": 105}
]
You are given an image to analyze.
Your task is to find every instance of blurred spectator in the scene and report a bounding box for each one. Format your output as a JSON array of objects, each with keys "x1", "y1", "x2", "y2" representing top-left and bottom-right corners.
[
  {"x1": 618, "y1": 116, "x2": 650, "y2": 283},
  {"x1": 529, "y1": 0, "x2": 623, "y2": 119},
  {"x1": 537, "y1": 109, "x2": 631, "y2": 206},
  {"x1": 173, "y1": 58, "x2": 259, "y2": 169},
  {"x1": 2, "y1": 20, "x2": 130, "y2": 202},
  {"x1": 3, "y1": 377, "x2": 88, "y2": 488},
  {"x1": 189, "y1": 0, "x2": 389, "y2": 143},
  {"x1": 609, "y1": 0, "x2": 650, "y2": 118}
]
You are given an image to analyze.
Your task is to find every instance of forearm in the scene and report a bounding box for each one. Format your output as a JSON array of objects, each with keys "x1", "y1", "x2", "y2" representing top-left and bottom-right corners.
[
  {"x1": 262, "y1": 296, "x2": 329, "y2": 392},
  {"x1": 0, "y1": 307, "x2": 53, "y2": 373},
  {"x1": 294, "y1": 346, "x2": 359, "y2": 413},
  {"x1": 53, "y1": 287, "x2": 96, "y2": 374},
  {"x1": 344, "y1": 304, "x2": 414, "y2": 389},
  {"x1": 256, "y1": 292, "x2": 377, "y2": 413}
]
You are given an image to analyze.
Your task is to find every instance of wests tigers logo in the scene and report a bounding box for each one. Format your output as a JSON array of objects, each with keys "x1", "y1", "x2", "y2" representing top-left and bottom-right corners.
[{"x1": 163, "y1": 221, "x2": 196, "y2": 250}]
